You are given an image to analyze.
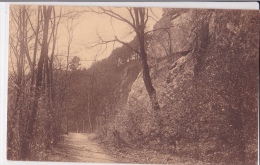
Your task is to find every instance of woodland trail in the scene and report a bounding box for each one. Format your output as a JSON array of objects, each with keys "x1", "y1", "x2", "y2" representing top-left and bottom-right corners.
[{"x1": 47, "y1": 133, "x2": 118, "y2": 163}]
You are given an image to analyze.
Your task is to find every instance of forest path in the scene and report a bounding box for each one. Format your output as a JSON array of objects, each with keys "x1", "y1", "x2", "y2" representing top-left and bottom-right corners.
[{"x1": 47, "y1": 133, "x2": 118, "y2": 163}]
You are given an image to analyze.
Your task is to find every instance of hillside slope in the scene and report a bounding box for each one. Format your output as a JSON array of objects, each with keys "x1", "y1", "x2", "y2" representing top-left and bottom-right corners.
[{"x1": 110, "y1": 8, "x2": 258, "y2": 164}]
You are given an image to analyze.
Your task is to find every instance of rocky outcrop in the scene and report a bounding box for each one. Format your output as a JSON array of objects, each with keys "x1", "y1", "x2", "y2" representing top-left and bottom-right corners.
[{"x1": 115, "y1": 8, "x2": 258, "y2": 164}]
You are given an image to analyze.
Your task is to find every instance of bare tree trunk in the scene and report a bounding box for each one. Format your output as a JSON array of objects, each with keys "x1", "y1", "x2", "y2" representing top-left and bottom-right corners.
[
  {"x1": 48, "y1": 6, "x2": 62, "y2": 146},
  {"x1": 134, "y1": 8, "x2": 160, "y2": 112},
  {"x1": 8, "y1": 6, "x2": 37, "y2": 160},
  {"x1": 29, "y1": 6, "x2": 41, "y2": 91},
  {"x1": 23, "y1": 6, "x2": 52, "y2": 160},
  {"x1": 17, "y1": 6, "x2": 28, "y2": 160},
  {"x1": 45, "y1": 40, "x2": 52, "y2": 149},
  {"x1": 87, "y1": 92, "x2": 93, "y2": 133}
]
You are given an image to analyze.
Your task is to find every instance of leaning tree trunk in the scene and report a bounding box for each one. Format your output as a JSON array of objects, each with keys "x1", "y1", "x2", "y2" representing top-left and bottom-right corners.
[
  {"x1": 134, "y1": 8, "x2": 160, "y2": 112},
  {"x1": 140, "y1": 48, "x2": 160, "y2": 112}
]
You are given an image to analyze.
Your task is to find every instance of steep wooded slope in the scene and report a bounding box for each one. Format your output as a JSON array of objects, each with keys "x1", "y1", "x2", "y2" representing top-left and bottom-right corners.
[{"x1": 110, "y1": 9, "x2": 258, "y2": 164}]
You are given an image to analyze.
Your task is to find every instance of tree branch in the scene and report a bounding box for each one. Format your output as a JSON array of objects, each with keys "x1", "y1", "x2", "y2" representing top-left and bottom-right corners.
[
  {"x1": 114, "y1": 36, "x2": 140, "y2": 55},
  {"x1": 88, "y1": 7, "x2": 137, "y2": 32},
  {"x1": 127, "y1": 7, "x2": 136, "y2": 29},
  {"x1": 25, "y1": 9, "x2": 42, "y2": 47}
]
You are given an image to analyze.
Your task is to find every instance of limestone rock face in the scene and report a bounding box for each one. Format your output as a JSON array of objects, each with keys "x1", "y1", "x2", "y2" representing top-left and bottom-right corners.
[
  {"x1": 125, "y1": 57, "x2": 171, "y2": 133},
  {"x1": 117, "y1": 9, "x2": 258, "y2": 162},
  {"x1": 148, "y1": 9, "x2": 214, "y2": 59}
]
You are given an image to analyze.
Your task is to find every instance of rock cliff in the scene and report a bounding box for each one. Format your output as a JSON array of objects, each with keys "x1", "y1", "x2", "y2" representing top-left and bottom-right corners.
[{"x1": 114, "y1": 8, "x2": 258, "y2": 164}]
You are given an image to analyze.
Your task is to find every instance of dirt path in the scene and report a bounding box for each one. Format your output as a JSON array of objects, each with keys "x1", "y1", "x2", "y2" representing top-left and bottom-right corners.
[{"x1": 47, "y1": 133, "x2": 118, "y2": 163}]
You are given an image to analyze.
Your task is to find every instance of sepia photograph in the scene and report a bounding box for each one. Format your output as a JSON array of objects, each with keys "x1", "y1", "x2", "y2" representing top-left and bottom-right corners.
[{"x1": 7, "y1": 4, "x2": 259, "y2": 165}]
